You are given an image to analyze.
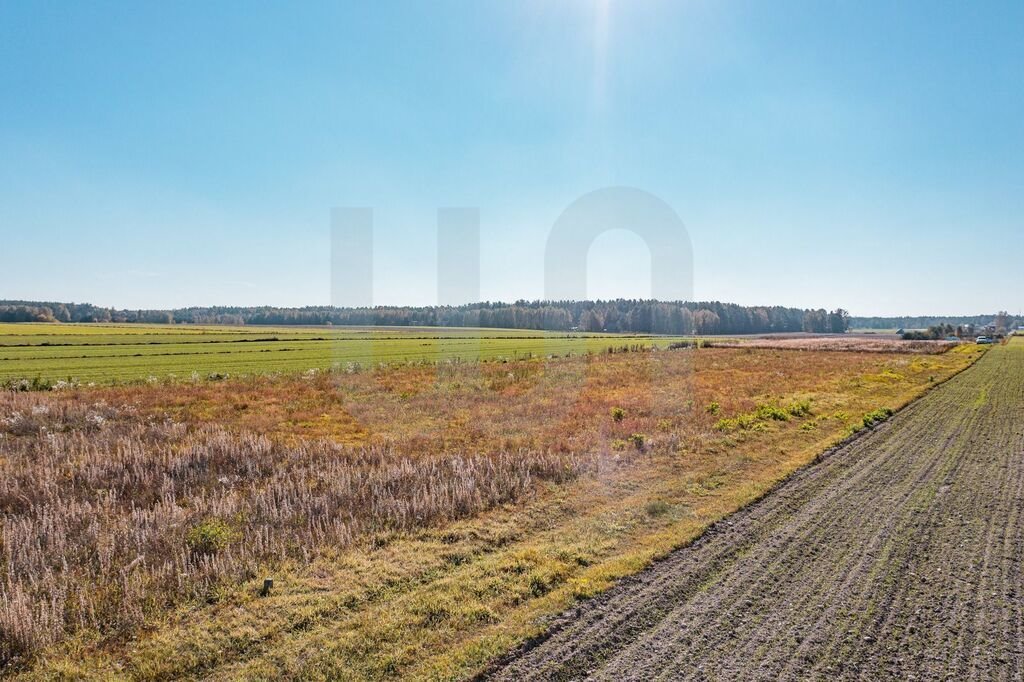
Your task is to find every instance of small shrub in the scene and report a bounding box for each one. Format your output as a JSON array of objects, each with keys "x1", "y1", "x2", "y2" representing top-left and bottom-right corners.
[
  {"x1": 715, "y1": 413, "x2": 759, "y2": 432},
  {"x1": 706, "y1": 402, "x2": 720, "y2": 415},
  {"x1": 4, "y1": 377, "x2": 56, "y2": 392},
  {"x1": 862, "y1": 407, "x2": 894, "y2": 428},
  {"x1": 610, "y1": 407, "x2": 626, "y2": 422},
  {"x1": 627, "y1": 433, "x2": 647, "y2": 451},
  {"x1": 754, "y1": 403, "x2": 790, "y2": 422},
  {"x1": 31, "y1": 377, "x2": 54, "y2": 391},
  {"x1": 186, "y1": 518, "x2": 236, "y2": 555},
  {"x1": 787, "y1": 399, "x2": 813, "y2": 417}
]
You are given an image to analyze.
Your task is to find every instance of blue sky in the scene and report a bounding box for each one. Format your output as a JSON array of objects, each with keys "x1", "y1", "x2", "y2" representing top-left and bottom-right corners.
[{"x1": 1, "y1": 1, "x2": 1022, "y2": 316}]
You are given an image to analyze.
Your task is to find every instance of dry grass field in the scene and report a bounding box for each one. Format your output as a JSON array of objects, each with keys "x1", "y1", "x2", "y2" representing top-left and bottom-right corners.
[
  {"x1": 0, "y1": 341, "x2": 985, "y2": 679},
  {"x1": 712, "y1": 337, "x2": 958, "y2": 354}
]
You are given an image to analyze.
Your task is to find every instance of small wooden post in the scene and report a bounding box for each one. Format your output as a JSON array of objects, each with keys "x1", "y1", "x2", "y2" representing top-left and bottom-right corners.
[{"x1": 260, "y1": 578, "x2": 274, "y2": 597}]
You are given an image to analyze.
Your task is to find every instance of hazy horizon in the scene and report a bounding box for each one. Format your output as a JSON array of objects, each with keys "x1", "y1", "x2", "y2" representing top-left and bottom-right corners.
[{"x1": 0, "y1": 295, "x2": 1013, "y2": 322}]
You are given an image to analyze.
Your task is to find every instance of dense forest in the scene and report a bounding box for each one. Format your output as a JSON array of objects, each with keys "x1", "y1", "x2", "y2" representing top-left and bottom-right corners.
[{"x1": 0, "y1": 299, "x2": 853, "y2": 335}]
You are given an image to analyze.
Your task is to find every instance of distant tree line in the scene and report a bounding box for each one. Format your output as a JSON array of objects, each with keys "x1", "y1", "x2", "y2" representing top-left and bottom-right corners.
[
  {"x1": 0, "y1": 301, "x2": 174, "y2": 324},
  {"x1": 901, "y1": 324, "x2": 973, "y2": 341},
  {"x1": 0, "y1": 299, "x2": 852, "y2": 335},
  {"x1": 850, "y1": 314, "x2": 1017, "y2": 330},
  {"x1": 900, "y1": 311, "x2": 1017, "y2": 340}
]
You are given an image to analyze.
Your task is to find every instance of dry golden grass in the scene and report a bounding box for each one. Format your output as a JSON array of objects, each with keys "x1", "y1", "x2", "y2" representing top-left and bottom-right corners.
[
  {"x1": 715, "y1": 336, "x2": 958, "y2": 353},
  {"x1": 1, "y1": 344, "x2": 985, "y2": 679}
]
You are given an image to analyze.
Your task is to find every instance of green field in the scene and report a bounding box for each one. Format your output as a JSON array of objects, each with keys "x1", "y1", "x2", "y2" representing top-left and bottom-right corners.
[{"x1": 0, "y1": 323, "x2": 690, "y2": 384}]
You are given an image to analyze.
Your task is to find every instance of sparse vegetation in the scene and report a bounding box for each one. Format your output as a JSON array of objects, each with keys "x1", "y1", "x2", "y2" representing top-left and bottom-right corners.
[
  {"x1": 787, "y1": 399, "x2": 813, "y2": 417},
  {"x1": 644, "y1": 500, "x2": 672, "y2": 517},
  {"x1": 715, "y1": 401, "x2": 812, "y2": 432},
  {"x1": 862, "y1": 407, "x2": 895, "y2": 428}
]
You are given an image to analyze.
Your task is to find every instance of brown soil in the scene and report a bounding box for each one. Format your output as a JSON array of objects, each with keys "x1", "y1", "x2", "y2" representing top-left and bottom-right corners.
[{"x1": 487, "y1": 341, "x2": 1024, "y2": 681}]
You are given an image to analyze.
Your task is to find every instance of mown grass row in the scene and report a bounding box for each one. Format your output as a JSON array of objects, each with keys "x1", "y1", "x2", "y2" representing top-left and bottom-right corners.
[
  {"x1": 0, "y1": 322, "x2": 620, "y2": 346},
  {"x1": 0, "y1": 324, "x2": 689, "y2": 384}
]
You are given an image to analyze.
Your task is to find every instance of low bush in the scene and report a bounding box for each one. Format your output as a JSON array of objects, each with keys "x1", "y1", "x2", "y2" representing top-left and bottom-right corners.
[
  {"x1": 715, "y1": 399, "x2": 812, "y2": 432},
  {"x1": 755, "y1": 403, "x2": 790, "y2": 422},
  {"x1": 787, "y1": 399, "x2": 813, "y2": 417},
  {"x1": 186, "y1": 518, "x2": 237, "y2": 555},
  {"x1": 667, "y1": 340, "x2": 715, "y2": 350},
  {"x1": 714, "y1": 413, "x2": 760, "y2": 432},
  {"x1": 862, "y1": 407, "x2": 895, "y2": 428}
]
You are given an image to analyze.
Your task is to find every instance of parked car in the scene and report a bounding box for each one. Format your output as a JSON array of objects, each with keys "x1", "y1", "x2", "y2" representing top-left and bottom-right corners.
[{"x1": 976, "y1": 336, "x2": 993, "y2": 344}]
